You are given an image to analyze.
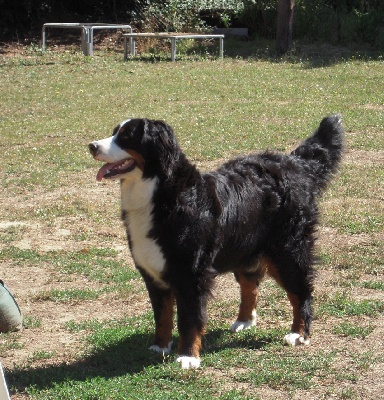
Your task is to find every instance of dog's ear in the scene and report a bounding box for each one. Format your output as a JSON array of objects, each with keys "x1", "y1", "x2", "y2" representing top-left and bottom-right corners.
[
  {"x1": 120, "y1": 119, "x2": 146, "y2": 139},
  {"x1": 142, "y1": 120, "x2": 180, "y2": 178}
]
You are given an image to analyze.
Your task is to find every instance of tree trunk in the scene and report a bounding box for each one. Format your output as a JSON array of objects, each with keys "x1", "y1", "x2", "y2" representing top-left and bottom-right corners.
[{"x1": 276, "y1": 0, "x2": 295, "y2": 55}]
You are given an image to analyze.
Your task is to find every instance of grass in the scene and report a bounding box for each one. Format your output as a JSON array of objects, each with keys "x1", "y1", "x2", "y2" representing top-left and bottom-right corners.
[
  {"x1": 332, "y1": 322, "x2": 375, "y2": 338},
  {"x1": 0, "y1": 334, "x2": 24, "y2": 353},
  {"x1": 7, "y1": 314, "x2": 379, "y2": 399},
  {"x1": 362, "y1": 281, "x2": 384, "y2": 290},
  {"x1": 33, "y1": 288, "x2": 101, "y2": 302},
  {"x1": 1, "y1": 40, "x2": 383, "y2": 399},
  {"x1": 318, "y1": 292, "x2": 384, "y2": 317},
  {"x1": 27, "y1": 350, "x2": 57, "y2": 363},
  {"x1": 22, "y1": 316, "x2": 42, "y2": 329},
  {"x1": 320, "y1": 240, "x2": 383, "y2": 276}
]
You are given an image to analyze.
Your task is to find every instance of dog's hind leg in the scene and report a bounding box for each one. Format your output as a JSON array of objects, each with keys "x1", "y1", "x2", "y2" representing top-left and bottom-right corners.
[
  {"x1": 230, "y1": 264, "x2": 266, "y2": 333},
  {"x1": 139, "y1": 269, "x2": 175, "y2": 354},
  {"x1": 284, "y1": 292, "x2": 312, "y2": 346},
  {"x1": 266, "y1": 256, "x2": 313, "y2": 346}
]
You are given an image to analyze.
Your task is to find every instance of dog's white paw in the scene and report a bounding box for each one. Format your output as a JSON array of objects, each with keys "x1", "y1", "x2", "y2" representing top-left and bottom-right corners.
[
  {"x1": 230, "y1": 311, "x2": 257, "y2": 333},
  {"x1": 149, "y1": 340, "x2": 173, "y2": 354},
  {"x1": 283, "y1": 333, "x2": 310, "y2": 346},
  {"x1": 176, "y1": 356, "x2": 201, "y2": 369}
]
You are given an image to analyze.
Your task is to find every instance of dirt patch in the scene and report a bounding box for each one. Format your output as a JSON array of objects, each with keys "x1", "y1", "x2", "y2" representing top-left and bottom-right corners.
[
  {"x1": 344, "y1": 149, "x2": 384, "y2": 166},
  {"x1": 318, "y1": 225, "x2": 383, "y2": 250}
]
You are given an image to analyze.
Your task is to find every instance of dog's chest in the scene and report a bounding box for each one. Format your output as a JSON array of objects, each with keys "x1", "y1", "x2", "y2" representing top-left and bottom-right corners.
[{"x1": 121, "y1": 178, "x2": 167, "y2": 286}]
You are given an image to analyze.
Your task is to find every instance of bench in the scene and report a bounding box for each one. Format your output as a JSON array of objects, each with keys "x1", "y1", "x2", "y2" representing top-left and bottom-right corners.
[
  {"x1": 123, "y1": 33, "x2": 225, "y2": 62},
  {"x1": 41, "y1": 23, "x2": 133, "y2": 56}
]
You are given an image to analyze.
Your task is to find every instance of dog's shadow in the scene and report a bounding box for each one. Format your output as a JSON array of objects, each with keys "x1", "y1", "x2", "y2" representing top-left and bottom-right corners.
[{"x1": 6, "y1": 328, "x2": 277, "y2": 394}]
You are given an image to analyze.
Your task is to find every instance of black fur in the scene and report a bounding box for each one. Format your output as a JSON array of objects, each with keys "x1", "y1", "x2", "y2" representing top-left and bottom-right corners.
[
  {"x1": 91, "y1": 115, "x2": 344, "y2": 363},
  {"x1": 153, "y1": 116, "x2": 341, "y2": 337}
]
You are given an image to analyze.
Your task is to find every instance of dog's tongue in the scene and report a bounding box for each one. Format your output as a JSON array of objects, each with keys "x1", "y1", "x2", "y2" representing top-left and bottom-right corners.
[
  {"x1": 96, "y1": 158, "x2": 136, "y2": 181},
  {"x1": 96, "y1": 163, "x2": 114, "y2": 182}
]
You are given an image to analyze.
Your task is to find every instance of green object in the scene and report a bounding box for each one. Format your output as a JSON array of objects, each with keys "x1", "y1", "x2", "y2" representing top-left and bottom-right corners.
[{"x1": 0, "y1": 280, "x2": 22, "y2": 333}]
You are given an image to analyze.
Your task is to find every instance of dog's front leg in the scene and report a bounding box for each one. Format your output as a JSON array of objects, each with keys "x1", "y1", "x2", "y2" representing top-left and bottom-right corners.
[
  {"x1": 174, "y1": 286, "x2": 209, "y2": 369},
  {"x1": 139, "y1": 269, "x2": 175, "y2": 354}
]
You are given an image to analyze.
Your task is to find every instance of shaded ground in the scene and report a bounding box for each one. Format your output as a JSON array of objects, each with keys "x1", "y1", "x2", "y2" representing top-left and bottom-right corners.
[{"x1": 1, "y1": 32, "x2": 383, "y2": 64}]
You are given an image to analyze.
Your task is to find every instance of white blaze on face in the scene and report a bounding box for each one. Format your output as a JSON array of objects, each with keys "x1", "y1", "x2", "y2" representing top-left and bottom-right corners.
[
  {"x1": 118, "y1": 118, "x2": 132, "y2": 128},
  {"x1": 92, "y1": 135, "x2": 130, "y2": 163}
]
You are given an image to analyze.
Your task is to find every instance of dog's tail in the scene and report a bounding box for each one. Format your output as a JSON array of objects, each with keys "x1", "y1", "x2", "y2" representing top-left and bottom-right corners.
[{"x1": 291, "y1": 114, "x2": 344, "y2": 193}]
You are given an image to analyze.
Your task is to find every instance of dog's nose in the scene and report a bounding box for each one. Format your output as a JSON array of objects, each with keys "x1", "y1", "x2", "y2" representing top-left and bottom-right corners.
[{"x1": 89, "y1": 142, "x2": 98, "y2": 157}]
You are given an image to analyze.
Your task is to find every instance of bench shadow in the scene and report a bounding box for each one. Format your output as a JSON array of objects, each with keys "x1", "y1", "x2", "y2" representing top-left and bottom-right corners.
[{"x1": 6, "y1": 327, "x2": 275, "y2": 394}]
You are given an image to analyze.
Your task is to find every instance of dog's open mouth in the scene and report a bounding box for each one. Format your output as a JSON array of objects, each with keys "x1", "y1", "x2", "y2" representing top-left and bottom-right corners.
[{"x1": 96, "y1": 158, "x2": 136, "y2": 181}]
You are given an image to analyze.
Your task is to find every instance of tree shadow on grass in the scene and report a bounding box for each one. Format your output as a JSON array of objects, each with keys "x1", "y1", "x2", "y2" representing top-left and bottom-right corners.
[
  {"x1": 133, "y1": 37, "x2": 383, "y2": 67},
  {"x1": 6, "y1": 327, "x2": 280, "y2": 395},
  {"x1": 223, "y1": 37, "x2": 384, "y2": 68}
]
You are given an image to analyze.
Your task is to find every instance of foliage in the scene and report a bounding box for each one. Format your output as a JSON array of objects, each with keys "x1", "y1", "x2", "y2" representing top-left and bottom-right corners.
[
  {"x1": 294, "y1": 0, "x2": 384, "y2": 46},
  {"x1": 135, "y1": 1, "x2": 246, "y2": 32},
  {"x1": 236, "y1": 1, "x2": 278, "y2": 37},
  {"x1": 237, "y1": 0, "x2": 384, "y2": 46},
  {"x1": 0, "y1": 0, "x2": 145, "y2": 37},
  {"x1": 138, "y1": 0, "x2": 384, "y2": 46},
  {"x1": 1, "y1": 0, "x2": 384, "y2": 46},
  {"x1": 136, "y1": 0, "x2": 207, "y2": 33}
]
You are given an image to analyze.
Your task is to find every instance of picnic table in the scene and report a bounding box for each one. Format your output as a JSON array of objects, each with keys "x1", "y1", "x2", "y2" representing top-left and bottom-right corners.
[
  {"x1": 41, "y1": 23, "x2": 133, "y2": 56},
  {"x1": 123, "y1": 32, "x2": 225, "y2": 61}
]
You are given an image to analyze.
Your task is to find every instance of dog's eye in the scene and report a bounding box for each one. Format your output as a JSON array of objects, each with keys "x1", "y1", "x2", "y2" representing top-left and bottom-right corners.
[{"x1": 119, "y1": 131, "x2": 129, "y2": 140}]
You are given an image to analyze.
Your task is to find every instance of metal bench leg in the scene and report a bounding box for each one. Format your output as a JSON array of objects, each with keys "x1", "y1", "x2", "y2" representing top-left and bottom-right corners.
[
  {"x1": 82, "y1": 27, "x2": 93, "y2": 56},
  {"x1": 81, "y1": 28, "x2": 86, "y2": 55},
  {"x1": 124, "y1": 37, "x2": 135, "y2": 60},
  {"x1": 88, "y1": 28, "x2": 94, "y2": 56},
  {"x1": 131, "y1": 38, "x2": 136, "y2": 57},
  {"x1": 171, "y1": 38, "x2": 177, "y2": 62},
  {"x1": 41, "y1": 27, "x2": 46, "y2": 50},
  {"x1": 219, "y1": 38, "x2": 224, "y2": 59}
]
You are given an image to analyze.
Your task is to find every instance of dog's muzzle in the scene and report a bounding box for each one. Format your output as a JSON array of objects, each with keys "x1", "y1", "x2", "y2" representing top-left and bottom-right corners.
[{"x1": 89, "y1": 142, "x2": 99, "y2": 158}]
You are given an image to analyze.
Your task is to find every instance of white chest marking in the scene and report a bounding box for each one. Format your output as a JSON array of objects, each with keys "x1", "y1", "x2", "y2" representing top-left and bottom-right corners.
[{"x1": 121, "y1": 177, "x2": 167, "y2": 287}]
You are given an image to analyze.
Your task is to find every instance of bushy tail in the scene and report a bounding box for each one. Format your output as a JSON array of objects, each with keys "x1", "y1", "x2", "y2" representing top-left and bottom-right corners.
[{"x1": 292, "y1": 114, "x2": 344, "y2": 193}]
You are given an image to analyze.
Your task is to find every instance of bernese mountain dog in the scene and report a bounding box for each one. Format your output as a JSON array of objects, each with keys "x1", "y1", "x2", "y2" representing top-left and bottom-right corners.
[{"x1": 89, "y1": 115, "x2": 344, "y2": 369}]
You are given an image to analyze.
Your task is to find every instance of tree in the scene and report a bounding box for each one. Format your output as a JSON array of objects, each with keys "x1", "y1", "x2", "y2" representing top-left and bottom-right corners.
[{"x1": 276, "y1": 0, "x2": 295, "y2": 55}]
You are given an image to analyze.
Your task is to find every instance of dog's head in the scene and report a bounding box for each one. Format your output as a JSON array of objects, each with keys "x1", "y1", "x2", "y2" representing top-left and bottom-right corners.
[{"x1": 89, "y1": 118, "x2": 180, "y2": 182}]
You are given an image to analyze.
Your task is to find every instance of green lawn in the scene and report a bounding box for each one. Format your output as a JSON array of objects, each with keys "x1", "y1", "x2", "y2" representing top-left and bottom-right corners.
[{"x1": 1, "y1": 43, "x2": 383, "y2": 399}]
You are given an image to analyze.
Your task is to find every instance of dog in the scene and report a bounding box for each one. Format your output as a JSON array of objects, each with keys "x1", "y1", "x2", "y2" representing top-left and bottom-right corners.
[{"x1": 89, "y1": 115, "x2": 344, "y2": 369}]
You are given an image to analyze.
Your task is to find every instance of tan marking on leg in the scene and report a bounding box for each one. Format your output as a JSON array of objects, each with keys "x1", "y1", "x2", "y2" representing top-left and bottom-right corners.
[
  {"x1": 287, "y1": 292, "x2": 305, "y2": 336},
  {"x1": 264, "y1": 257, "x2": 284, "y2": 287},
  {"x1": 265, "y1": 258, "x2": 306, "y2": 336},
  {"x1": 177, "y1": 327, "x2": 205, "y2": 358},
  {"x1": 154, "y1": 293, "x2": 175, "y2": 348},
  {"x1": 236, "y1": 273, "x2": 260, "y2": 321}
]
